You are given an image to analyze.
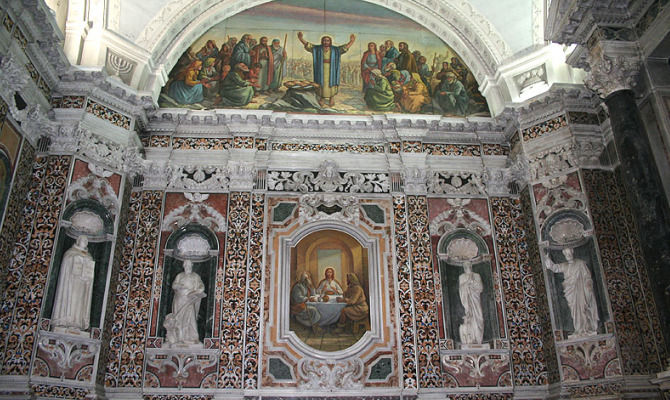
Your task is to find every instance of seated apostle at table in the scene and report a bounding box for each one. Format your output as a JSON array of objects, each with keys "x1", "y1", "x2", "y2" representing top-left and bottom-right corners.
[
  {"x1": 290, "y1": 271, "x2": 322, "y2": 333},
  {"x1": 335, "y1": 273, "x2": 369, "y2": 332}
]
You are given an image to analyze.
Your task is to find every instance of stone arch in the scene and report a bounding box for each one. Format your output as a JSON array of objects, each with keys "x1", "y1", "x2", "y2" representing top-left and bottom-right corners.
[{"x1": 136, "y1": 0, "x2": 510, "y2": 93}]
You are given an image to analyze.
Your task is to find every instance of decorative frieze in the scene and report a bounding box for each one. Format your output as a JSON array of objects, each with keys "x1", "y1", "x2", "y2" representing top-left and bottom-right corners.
[
  {"x1": 424, "y1": 143, "x2": 481, "y2": 157},
  {"x1": 172, "y1": 137, "x2": 232, "y2": 150},
  {"x1": 270, "y1": 142, "x2": 385, "y2": 153},
  {"x1": 427, "y1": 171, "x2": 485, "y2": 196},
  {"x1": 267, "y1": 160, "x2": 390, "y2": 193},
  {"x1": 521, "y1": 114, "x2": 568, "y2": 141},
  {"x1": 85, "y1": 99, "x2": 132, "y2": 130},
  {"x1": 168, "y1": 165, "x2": 229, "y2": 191}
]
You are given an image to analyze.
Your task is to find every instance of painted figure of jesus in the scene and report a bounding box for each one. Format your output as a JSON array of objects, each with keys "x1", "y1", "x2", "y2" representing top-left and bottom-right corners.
[{"x1": 297, "y1": 32, "x2": 356, "y2": 107}]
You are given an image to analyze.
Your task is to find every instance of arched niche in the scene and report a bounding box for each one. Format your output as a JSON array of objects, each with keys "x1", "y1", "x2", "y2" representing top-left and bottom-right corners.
[
  {"x1": 44, "y1": 199, "x2": 115, "y2": 330},
  {"x1": 437, "y1": 229, "x2": 498, "y2": 348},
  {"x1": 158, "y1": 223, "x2": 219, "y2": 342},
  {"x1": 541, "y1": 210, "x2": 609, "y2": 338}
]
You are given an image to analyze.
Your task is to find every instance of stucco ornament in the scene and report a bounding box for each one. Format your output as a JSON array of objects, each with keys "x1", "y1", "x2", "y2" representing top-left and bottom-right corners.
[
  {"x1": 313, "y1": 160, "x2": 348, "y2": 192},
  {"x1": 52, "y1": 235, "x2": 96, "y2": 331},
  {"x1": 298, "y1": 358, "x2": 364, "y2": 389}
]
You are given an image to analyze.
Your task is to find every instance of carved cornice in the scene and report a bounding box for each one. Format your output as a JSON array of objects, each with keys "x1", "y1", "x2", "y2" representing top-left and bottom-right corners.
[{"x1": 546, "y1": 0, "x2": 644, "y2": 45}]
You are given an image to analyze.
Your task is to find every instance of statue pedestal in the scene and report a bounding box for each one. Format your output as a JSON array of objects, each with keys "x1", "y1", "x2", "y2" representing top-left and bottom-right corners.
[
  {"x1": 52, "y1": 326, "x2": 90, "y2": 337},
  {"x1": 461, "y1": 343, "x2": 490, "y2": 350},
  {"x1": 165, "y1": 342, "x2": 204, "y2": 350}
]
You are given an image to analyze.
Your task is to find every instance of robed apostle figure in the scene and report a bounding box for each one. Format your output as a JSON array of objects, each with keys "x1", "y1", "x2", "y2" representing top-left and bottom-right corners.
[
  {"x1": 52, "y1": 235, "x2": 95, "y2": 331},
  {"x1": 297, "y1": 32, "x2": 356, "y2": 107}
]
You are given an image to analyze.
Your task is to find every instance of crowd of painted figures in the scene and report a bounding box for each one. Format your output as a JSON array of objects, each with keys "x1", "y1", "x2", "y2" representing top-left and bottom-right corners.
[
  {"x1": 163, "y1": 33, "x2": 487, "y2": 115},
  {"x1": 359, "y1": 40, "x2": 487, "y2": 115},
  {"x1": 166, "y1": 35, "x2": 288, "y2": 107}
]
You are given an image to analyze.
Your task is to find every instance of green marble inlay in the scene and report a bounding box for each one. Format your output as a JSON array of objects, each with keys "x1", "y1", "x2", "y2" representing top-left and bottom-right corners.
[
  {"x1": 269, "y1": 357, "x2": 292, "y2": 380},
  {"x1": 273, "y1": 202, "x2": 296, "y2": 222},
  {"x1": 361, "y1": 204, "x2": 385, "y2": 224},
  {"x1": 368, "y1": 357, "x2": 392, "y2": 380}
]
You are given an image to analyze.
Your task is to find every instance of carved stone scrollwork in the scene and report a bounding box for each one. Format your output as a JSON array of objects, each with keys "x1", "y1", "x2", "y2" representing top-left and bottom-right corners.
[
  {"x1": 227, "y1": 161, "x2": 256, "y2": 191},
  {"x1": 298, "y1": 358, "x2": 364, "y2": 389},
  {"x1": 37, "y1": 330, "x2": 100, "y2": 370},
  {"x1": 67, "y1": 165, "x2": 119, "y2": 215},
  {"x1": 267, "y1": 160, "x2": 389, "y2": 193},
  {"x1": 78, "y1": 129, "x2": 127, "y2": 170},
  {"x1": 143, "y1": 160, "x2": 172, "y2": 189},
  {"x1": 402, "y1": 167, "x2": 428, "y2": 195},
  {"x1": 146, "y1": 348, "x2": 218, "y2": 389},
  {"x1": 0, "y1": 55, "x2": 29, "y2": 104},
  {"x1": 163, "y1": 193, "x2": 227, "y2": 232},
  {"x1": 536, "y1": 176, "x2": 588, "y2": 226},
  {"x1": 429, "y1": 198, "x2": 491, "y2": 237},
  {"x1": 168, "y1": 165, "x2": 229, "y2": 191},
  {"x1": 575, "y1": 137, "x2": 606, "y2": 167},
  {"x1": 528, "y1": 143, "x2": 577, "y2": 181},
  {"x1": 299, "y1": 194, "x2": 360, "y2": 224},
  {"x1": 50, "y1": 125, "x2": 82, "y2": 153},
  {"x1": 584, "y1": 51, "x2": 641, "y2": 98},
  {"x1": 428, "y1": 171, "x2": 485, "y2": 195},
  {"x1": 484, "y1": 155, "x2": 530, "y2": 196}
]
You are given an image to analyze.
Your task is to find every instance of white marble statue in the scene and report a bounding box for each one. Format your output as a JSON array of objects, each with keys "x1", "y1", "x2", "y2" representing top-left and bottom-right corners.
[
  {"x1": 458, "y1": 260, "x2": 484, "y2": 344},
  {"x1": 544, "y1": 247, "x2": 599, "y2": 337},
  {"x1": 52, "y1": 235, "x2": 95, "y2": 331},
  {"x1": 164, "y1": 260, "x2": 206, "y2": 346}
]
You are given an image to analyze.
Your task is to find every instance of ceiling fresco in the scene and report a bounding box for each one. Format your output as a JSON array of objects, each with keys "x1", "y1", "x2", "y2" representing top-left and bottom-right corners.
[{"x1": 159, "y1": 0, "x2": 491, "y2": 117}]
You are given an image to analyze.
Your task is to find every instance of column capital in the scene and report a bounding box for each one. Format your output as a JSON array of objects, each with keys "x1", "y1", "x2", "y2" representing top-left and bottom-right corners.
[{"x1": 584, "y1": 42, "x2": 641, "y2": 99}]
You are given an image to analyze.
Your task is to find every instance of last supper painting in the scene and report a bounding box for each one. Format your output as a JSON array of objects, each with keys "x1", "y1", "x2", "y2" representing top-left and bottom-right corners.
[
  {"x1": 289, "y1": 229, "x2": 370, "y2": 352},
  {"x1": 159, "y1": 0, "x2": 490, "y2": 116}
]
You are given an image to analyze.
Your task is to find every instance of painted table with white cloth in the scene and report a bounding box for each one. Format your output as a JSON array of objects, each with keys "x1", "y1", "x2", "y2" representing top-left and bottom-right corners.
[{"x1": 307, "y1": 295, "x2": 346, "y2": 326}]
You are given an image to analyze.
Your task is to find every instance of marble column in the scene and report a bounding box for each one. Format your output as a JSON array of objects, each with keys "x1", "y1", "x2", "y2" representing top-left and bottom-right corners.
[{"x1": 586, "y1": 48, "x2": 670, "y2": 355}]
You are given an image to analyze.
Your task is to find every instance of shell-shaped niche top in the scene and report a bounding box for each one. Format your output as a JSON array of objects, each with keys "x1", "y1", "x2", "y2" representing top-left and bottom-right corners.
[
  {"x1": 70, "y1": 210, "x2": 105, "y2": 237},
  {"x1": 159, "y1": 0, "x2": 489, "y2": 117},
  {"x1": 549, "y1": 218, "x2": 586, "y2": 245},
  {"x1": 446, "y1": 237, "x2": 479, "y2": 262}
]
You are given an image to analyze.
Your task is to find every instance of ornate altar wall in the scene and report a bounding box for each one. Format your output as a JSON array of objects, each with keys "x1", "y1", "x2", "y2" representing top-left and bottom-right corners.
[{"x1": 0, "y1": 0, "x2": 669, "y2": 399}]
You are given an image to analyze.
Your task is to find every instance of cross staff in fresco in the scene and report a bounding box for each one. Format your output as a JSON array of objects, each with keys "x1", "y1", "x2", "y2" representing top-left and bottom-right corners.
[{"x1": 297, "y1": 31, "x2": 356, "y2": 107}]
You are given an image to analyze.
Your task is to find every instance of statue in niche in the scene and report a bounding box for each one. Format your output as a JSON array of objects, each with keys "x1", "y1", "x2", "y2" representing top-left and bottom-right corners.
[
  {"x1": 52, "y1": 235, "x2": 95, "y2": 331},
  {"x1": 544, "y1": 247, "x2": 599, "y2": 337},
  {"x1": 446, "y1": 237, "x2": 486, "y2": 345},
  {"x1": 458, "y1": 260, "x2": 484, "y2": 344},
  {"x1": 164, "y1": 260, "x2": 206, "y2": 346}
]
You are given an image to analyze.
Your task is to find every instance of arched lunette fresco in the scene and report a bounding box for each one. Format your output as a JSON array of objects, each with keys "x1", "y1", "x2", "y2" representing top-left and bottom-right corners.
[{"x1": 158, "y1": 0, "x2": 490, "y2": 117}]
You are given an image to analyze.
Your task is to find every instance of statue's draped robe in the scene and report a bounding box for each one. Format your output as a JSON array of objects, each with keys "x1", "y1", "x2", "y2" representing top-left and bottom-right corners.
[
  {"x1": 52, "y1": 245, "x2": 95, "y2": 330},
  {"x1": 548, "y1": 258, "x2": 599, "y2": 335},
  {"x1": 458, "y1": 270, "x2": 484, "y2": 344},
  {"x1": 165, "y1": 271, "x2": 205, "y2": 344}
]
